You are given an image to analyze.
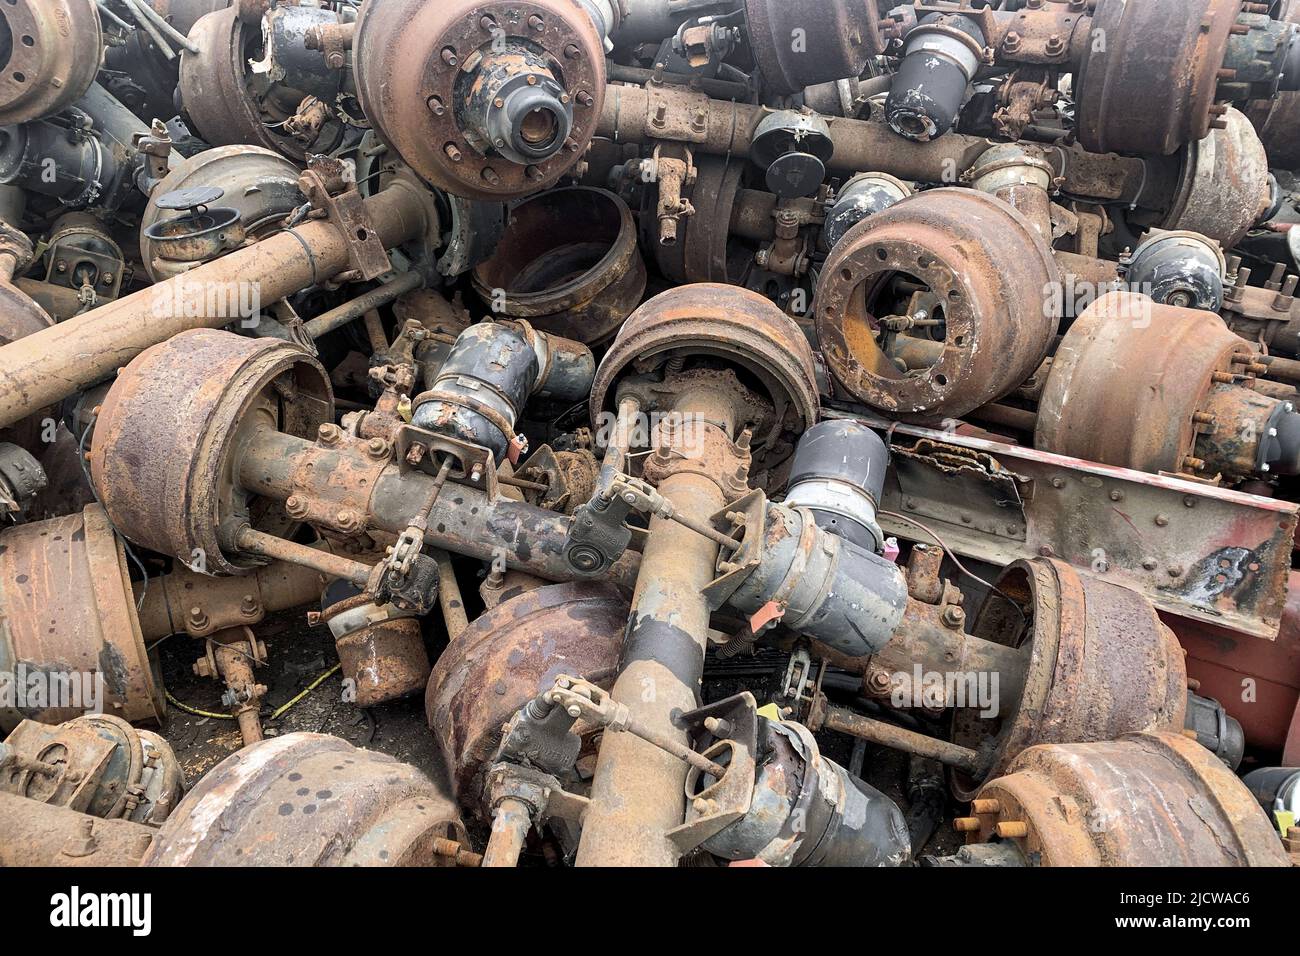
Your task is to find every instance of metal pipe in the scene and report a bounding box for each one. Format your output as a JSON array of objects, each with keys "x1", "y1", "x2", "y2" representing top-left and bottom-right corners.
[
  {"x1": 821, "y1": 706, "x2": 982, "y2": 773},
  {"x1": 236, "y1": 428, "x2": 640, "y2": 589},
  {"x1": 577, "y1": 391, "x2": 736, "y2": 867},
  {"x1": 0, "y1": 183, "x2": 427, "y2": 434},
  {"x1": 303, "y1": 270, "x2": 424, "y2": 339},
  {"x1": 233, "y1": 527, "x2": 374, "y2": 589},
  {"x1": 434, "y1": 549, "x2": 468, "y2": 640},
  {"x1": 481, "y1": 797, "x2": 532, "y2": 867},
  {"x1": 596, "y1": 83, "x2": 1150, "y2": 203}
]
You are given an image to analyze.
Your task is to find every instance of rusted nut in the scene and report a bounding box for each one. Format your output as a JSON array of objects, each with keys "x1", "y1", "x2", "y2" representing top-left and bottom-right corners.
[
  {"x1": 240, "y1": 594, "x2": 259, "y2": 616},
  {"x1": 816, "y1": 189, "x2": 1060, "y2": 421},
  {"x1": 335, "y1": 509, "x2": 362, "y2": 532},
  {"x1": 285, "y1": 496, "x2": 309, "y2": 519},
  {"x1": 318, "y1": 423, "x2": 342, "y2": 446},
  {"x1": 187, "y1": 607, "x2": 209, "y2": 631},
  {"x1": 1002, "y1": 31, "x2": 1022, "y2": 53},
  {"x1": 364, "y1": 437, "x2": 391, "y2": 460},
  {"x1": 192, "y1": 657, "x2": 214, "y2": 678},
  {"x1": 941, "y1": 605, "x2": 966, "y2": 630}
]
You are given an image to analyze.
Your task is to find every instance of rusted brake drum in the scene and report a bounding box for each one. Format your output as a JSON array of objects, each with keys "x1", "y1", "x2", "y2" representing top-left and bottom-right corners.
[
  {"x1": 89, "y1": 329, "x2": 333, "y2": 575},
  {"x1": 961, "y1": 731, "x2": 1291, "y2": 866},
  {"x1": 592, "y1": 283, "x2": 820, "y2": 474},
  {"x1": 471, "y1": 187, "x2": 645, "y2": 345},
  {"x1": 0, "y1": 0, "x2": 103, "y2": 125},
  {"x1": 179, "y1": 5, "x2": 333, "y2": 161},
  {"x1": 2, "y1": 714, "x2": 184, "y2": 825},
  {"x1": 742, "y1": 0, "x2": 883, "y2": 95},
  {"x1": 1074, "y1": 0, "x2": 1239, "y2": 156},
  {"x1": 815, "y1": 188, "x2": 1060, "y2": 422},
  {"x1": 951, "y1": 558, "x2": 1188, "y2": 800},
  {"x1": 354, "y1": 0, "x2": 606, "y2": 202},
  {"x1": 425, "y1": 582, "x2": 627, "y2": 810},
  {"x1": 0, "y1": 504, "x2": 164, "y2": 732},
  {"x1": 1035, "y1": 290, "x2": 1267, "y2": 478},
  {"x1": 144, "y1": 733, "x2": 469, "y2": 865},
  {"x1": 139, "y1": 146, "x2": 305, "y2": 282}
]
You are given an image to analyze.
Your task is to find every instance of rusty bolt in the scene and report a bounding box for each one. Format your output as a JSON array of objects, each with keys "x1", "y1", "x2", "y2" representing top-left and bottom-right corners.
[
  {"x1": 972, "y1": 798, "x2": 1001, "y2": 815},
  {"x1": 1167, "y1": 565, "x2": 1185, "y2": 578},
  {"x1": 1108, "y1": 489, "x2": 1123, "y2": 501},
  {"x1": 867, "y1": 670, "x2": 893, "y2": 695},
  {"x1": 406, "y1": 443, "x2": 427, "y2": 466},
  {"x1": 188, "y1": 606, "x2": 209, "y2": 630},
  {"x1": 326, "y1": 51, "x2": 345, "y2": 69},
  {"x1": 285, "y1": 495, "x2": 309, "y2": 518},
  {"x1": 1038, "y1": 545, "x2": 1054, "y2": 557},
  {"x1": 564, "y1": 43, "x2": 580, "y2": 59},
  {"x1": 525, "y1": 165, "x2": 544, "y2": 181},
  {"x1": 1050, "y1": 477, "x2": 1065, "y2": 488},
  {"x1": 576, "y1": 90, "x2": 593, "y2": 107},
  {"x1": 335, "y1": 509, "x2": 361, "y2": 532},
  {"x1": 1045, "y1": 33, "x2": 1065, "y2": 55},
  {"x1": 1142, "y1": 558, "x2": 1158, "y2": 570},
  {"x1": 1003, "y1": 31, "x2": 1022, "y2": 53},
  {"x1": 941, "y1": 605, "x2": 966, "y2": 629},
  {"x1": 192, "y1": 657, "x2": 214, "y2": 678},
  {"x1": 102, "y1": 273, "x2": 115, "y2": 286},
  {"x1": 56, "y1": 260, "x2": 68, "y2": 274},
  {"x1": 995, "y1": 820, "x2": 1029, "y2": 838},
  {"x1": 953, "y1": 816, "x2": 981, "y2": 832},
  {"x1": 652, "y1": 105, "x2": 667, "y2": 127},
  {"x1": 318, "y1": 422, "x2": 342, "y2": 445},
  {"x1": 240, "y1": 594, "x2": 259, "y2": 616},
  {"x1": 482, "y1": 167, "x2": 501, "y2": 185},
  {"x1": 440, "y1": 46, "x2": 458, "y2": 66},
  {"x1": 528, "y1": 14, "x2": 544, "y2": 31},
  {"x1": 365, "y1": 437, "x2": 390, "y2": 460},
  {"x1": 1154, "y1": 514, "x2": 1169, "y2": 527},
  {"x1": 427, "y1": 96, "x2": 446, "y2": 116}
]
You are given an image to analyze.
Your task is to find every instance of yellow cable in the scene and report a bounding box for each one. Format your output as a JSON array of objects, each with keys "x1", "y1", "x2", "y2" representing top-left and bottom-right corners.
[
  {"x1": 270, "y1": 663, "x2": 342, "y2": 719},
  {"x1": 165, "y1": 663, "x2": 342, "y2": 722},
  {"x1": 165, "y1": 690, "x2": 233, "y2": 720}
]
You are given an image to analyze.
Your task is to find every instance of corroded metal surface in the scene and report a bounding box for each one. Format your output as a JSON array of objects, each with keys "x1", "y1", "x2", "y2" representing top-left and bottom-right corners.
[
  {"x1": 743, "y1": 0, "x2": 882, "y2": 95},
  {"x1": 1075, "y1": 0, "x2": 1238, "y2": 155},
  {"x1": 592, "y1": 282, "x2": 819, "y2": 467},
  {"x1": 89, "y1": 329, "x2": 333, "y2": 575},
  {"x1": 425, "y1": 582, "x2": 625, "y2": 806},
  {"x1": 354, "y1": 0, "x2": 605, "y2": 201},
  {"x1": 0, "y1": 505, "x2": 164, "y2": 731},
  {"x1": 1036, "y1": 290, "x2": 1259, "y2": 476},
  {"x1": 471, "y1": 187, "x2": 645, "y2": 345},
  {"x1": 143, "y1": 733, "x2": 468, "y2": 866},
  {"x1": 179, "y1": 7, "x2": 310, "y2": 159},
  {"x1": 0, "y1": 0, "x2": 103, "y2": 125},
  {"x1": 853, "y1": 409, "x2": 1298, "y2": 640},
  {"x1": 965, "y1": 731, "x2": 1290, "y2": 866},
  {"x1": 816, "y1": 188, "x2": 1060, "y2": 422},
  {"x1": 138, "y1": 145, "x2": 304, "y2": 281},
  {"x1": 952, "y1": 558, "x2": 1187, "y2": 798}
]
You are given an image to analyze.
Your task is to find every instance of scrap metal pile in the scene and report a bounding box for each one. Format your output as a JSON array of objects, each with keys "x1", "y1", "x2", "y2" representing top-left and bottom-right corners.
[{"x1": 3, "y1": 0, "x2": 1300, "y2": 869}]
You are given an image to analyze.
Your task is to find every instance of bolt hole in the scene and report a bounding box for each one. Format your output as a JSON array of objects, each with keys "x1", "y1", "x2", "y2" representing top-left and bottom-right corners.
[
  {"x1": 934, "y1": 373, "x2": 948, "y2": 386},
  {"x1": 355, "y1": 227, "x2": 368, "y2": 241},
  {"x1": 875, "y1": 248, "x2": 888, "y2": 261},
  {"x1": 22, "y1": 35, "x2": 34, "y2": 47},
  {"x1": 840, "y1": 268, "x2": 853, "y2": 282},
  {"x1": 12, "y1": 72, "x2": 24, "y2": 83}
]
